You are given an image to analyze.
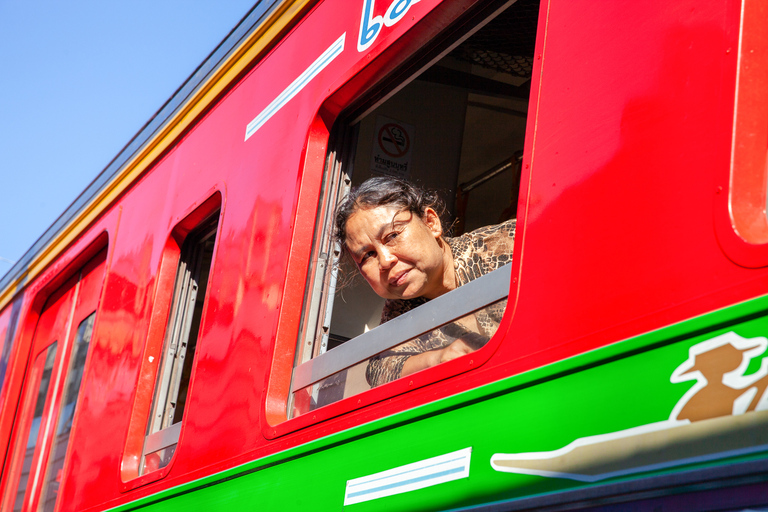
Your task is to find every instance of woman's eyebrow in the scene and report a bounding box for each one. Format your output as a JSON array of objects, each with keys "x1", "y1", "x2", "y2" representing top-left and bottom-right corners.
[
  {"x1": 351, "y1": 223, "x2": 395, "y2": 259},
  {"x1": 352, "y1": 245, "x2": 369, "y2": 259},
  {"x1": 352, "y1": 235, "x2": 379, "y2": 259},
  {"x1": 388, "y1": 211, "x2": 411, "y2": 232}
]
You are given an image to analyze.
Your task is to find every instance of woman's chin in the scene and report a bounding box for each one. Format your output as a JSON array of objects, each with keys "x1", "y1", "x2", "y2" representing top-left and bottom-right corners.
[
  {"x1": 383, "y1": 285, "x2": 409, "y2": 300},
  {"x1": 384, "y1": 276, "x2": 429, "y2": 300},
  {"x1": 392, "y1": 285, "x2": 425, "y2": 301}
]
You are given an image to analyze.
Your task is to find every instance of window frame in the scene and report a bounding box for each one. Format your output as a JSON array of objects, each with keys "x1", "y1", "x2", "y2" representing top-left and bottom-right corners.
[
  {"x1": 36, "y1": 312, "x2": 96, "y2": 512},
  {"x1": 1, "y1": 244, "x2": 108, "y2": 512},
  {"x1": 715, "y1": 0, "x2": 768, "y2": 268},
  {"x1": 140, "y1": 214, "x2": 219, "y2": 475},
  {"x1": 0, "y1": 299, "x2": 23, "y2": 415},
  {"x1": 264, "y1": 0, "x2": 530, "y2": 435},
  {"x1": 120, "y1": 191, "x2": 222, "y2": 488},
  {"x1": 0, "y1": 228, "x2": 113, "y2": 485},
  {"x1": 1, "y1": 342, "x2": 59, "y2": 512}
]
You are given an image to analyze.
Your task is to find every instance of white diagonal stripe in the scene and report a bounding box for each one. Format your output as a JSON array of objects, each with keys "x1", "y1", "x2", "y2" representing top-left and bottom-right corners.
[
  {"x1": 245, "y1": 33, "x2": 346, "y2": 141},
  {"x1": 344, "y1": 448, "x2": 472, "y2": 505}
]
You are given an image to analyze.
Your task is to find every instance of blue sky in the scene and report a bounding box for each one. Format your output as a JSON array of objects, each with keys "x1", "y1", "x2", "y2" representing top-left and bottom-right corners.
[{"x1": 0, "y1": 0, "x2": 256, "y2": 278}]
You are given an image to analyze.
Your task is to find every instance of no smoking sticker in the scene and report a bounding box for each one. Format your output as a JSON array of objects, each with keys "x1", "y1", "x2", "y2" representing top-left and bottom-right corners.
[
  {"x1": 378, "y1": 123, "x2": 410, "y2": 157},
  {"x1": 370, "y1": 116, "x2": 415, "y2": 179}
]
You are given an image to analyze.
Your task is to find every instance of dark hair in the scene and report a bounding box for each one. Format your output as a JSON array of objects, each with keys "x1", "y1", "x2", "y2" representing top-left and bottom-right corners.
[{"x1": 334, "y1": 177, "x2": 446, "y2": 248}]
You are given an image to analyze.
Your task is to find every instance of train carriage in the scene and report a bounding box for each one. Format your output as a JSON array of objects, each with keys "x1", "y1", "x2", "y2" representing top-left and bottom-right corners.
[{"x1": 1, "y1": 0, "x2": 768, "y2": 510}]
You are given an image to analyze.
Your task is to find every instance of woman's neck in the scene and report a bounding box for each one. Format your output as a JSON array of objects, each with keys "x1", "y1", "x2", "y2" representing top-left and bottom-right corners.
[{"x1": 423, "y1": 237, "x2": 456, "y2": 299}]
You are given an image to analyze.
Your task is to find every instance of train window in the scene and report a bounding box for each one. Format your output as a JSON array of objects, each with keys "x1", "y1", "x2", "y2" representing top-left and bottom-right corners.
[
  {"x1": 729, "y1": 0, "x2": 768, "y2": 244},
  {"x1": 37, "y1": 312, "x2": 95, "y2": 512},
  {"x1": 140, "y1": 213, "x2": 218, "y2": 475},
  {"x1": 0, "y1": 300, "x2": 22, "y2": 412},
  {"x1": 6, "y1": 343, "x2": 58, "y2": 512},
  {"x1": 1, "y1": 249, "x2": 105, "y2": 511},
  {"x1": 715, "y1": 0, "x2": 768, "y2": 268},
  {"x1": 289, "y1": 0, "x2": 536, "y2": 416}
]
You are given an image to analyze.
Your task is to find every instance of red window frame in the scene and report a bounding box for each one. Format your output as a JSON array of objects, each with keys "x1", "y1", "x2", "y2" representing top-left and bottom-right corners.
[
  {"x1": 262, "y1": 0, "x2": 532, "y2": 437},
  {"x1": 120, "y1": 190, "x2": 222, "y2": 490},
  {"x1": 715, "y1": 0, "x2": 768, "y2": 267},
  {"x1": 0, "y1": 247, "x2": 107, "y2": 512}
]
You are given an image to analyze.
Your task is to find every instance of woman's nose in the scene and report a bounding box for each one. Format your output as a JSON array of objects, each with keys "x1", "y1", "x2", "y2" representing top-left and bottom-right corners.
[{"x1": 378, "y1": 248, "x2": 397, "y2": 269}]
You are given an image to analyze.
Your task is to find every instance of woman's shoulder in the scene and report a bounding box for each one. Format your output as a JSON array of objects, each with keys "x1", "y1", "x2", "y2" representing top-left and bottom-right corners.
[
  {"x1": 469, "y1": 218, "x2": 516, "y2": 246},
  {"x1": 448, "y1": 218, "x2": 515, "y2": 261}
]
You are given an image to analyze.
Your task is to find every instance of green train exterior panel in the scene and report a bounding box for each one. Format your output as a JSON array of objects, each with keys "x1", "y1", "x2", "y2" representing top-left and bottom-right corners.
[{"x1": 108, "y1": 294, "x2": 768, "y2": 510}]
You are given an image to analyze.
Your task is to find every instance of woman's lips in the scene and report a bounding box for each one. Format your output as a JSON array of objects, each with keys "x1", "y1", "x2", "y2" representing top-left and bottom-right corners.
[{"x1": 390, "y1": 269, "x2": 410, "y2": 287}]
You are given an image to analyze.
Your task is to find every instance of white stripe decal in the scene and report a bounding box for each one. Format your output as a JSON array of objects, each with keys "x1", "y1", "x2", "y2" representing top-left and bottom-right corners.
[
  {"x1": 244, "y1": 33, "x2": 346, "y2": 141},
  {"x1": 343, "y1": 447, "x2": 472, "y2": 506}
]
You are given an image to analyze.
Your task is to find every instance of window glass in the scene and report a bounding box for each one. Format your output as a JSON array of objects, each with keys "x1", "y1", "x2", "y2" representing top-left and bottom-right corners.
[
  {"x1": 0, "y1": 299, "x2": 22, "y2": 412},
  {"x1": 291, "y1": 0, "x2": 537, "y2": 416},
  {"x1": 141, "y1": 213, "x2": 218, "y2": 475},
  {"x1": 12, "y1": 343, "x2": 58, "y2": 512},
  {"x1": 1, "y1": 249, "x2": 105, "y2": 510},
  {"x1": 37, "y1": 313, "x2": 95, "y2": 512}
]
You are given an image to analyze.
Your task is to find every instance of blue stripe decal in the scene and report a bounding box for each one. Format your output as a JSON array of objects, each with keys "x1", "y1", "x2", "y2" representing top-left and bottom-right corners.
[
  {"x1": 343, "y1": 447, "x2": 472, "y2": 506},
  {"x1": 244, "y1": 33, "x2": 346, "y2": 141},
  {"x1": 346, "y1": 455, "x2": 468, "y2": 488},
  {"x1": 346, "y1": 467, "x2": 465, "y2": 498}
]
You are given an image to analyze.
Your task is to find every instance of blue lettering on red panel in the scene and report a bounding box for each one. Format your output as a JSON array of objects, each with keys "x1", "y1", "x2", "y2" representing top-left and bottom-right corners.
[{"x1": 357, "y1": 0, "x2": 420, "y2": 52}]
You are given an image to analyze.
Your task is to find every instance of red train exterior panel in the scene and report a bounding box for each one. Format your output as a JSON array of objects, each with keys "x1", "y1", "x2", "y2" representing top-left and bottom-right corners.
[{"x1": 2, "y1": 0, "x2": 768, "y2": 509}]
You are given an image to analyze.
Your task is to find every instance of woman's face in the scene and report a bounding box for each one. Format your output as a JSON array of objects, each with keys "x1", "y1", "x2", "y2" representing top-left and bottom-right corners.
[{"x1": 344, "y1": 205, "x2": 450, "y2": 300}]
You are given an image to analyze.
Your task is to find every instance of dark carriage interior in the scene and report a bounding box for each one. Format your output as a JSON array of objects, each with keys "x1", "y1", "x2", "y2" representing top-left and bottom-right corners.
[{"x1": 305, "y1": 0, "x2": 540, "y2": 405}]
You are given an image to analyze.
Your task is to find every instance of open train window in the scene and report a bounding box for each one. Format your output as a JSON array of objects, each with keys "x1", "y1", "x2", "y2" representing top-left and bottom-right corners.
[
  {"x1": 289, "y1": 0, "x2": 537, "y2": 417},
  {"x1": 140, "y1": 213, "x2": 218, "y2": 475}
]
